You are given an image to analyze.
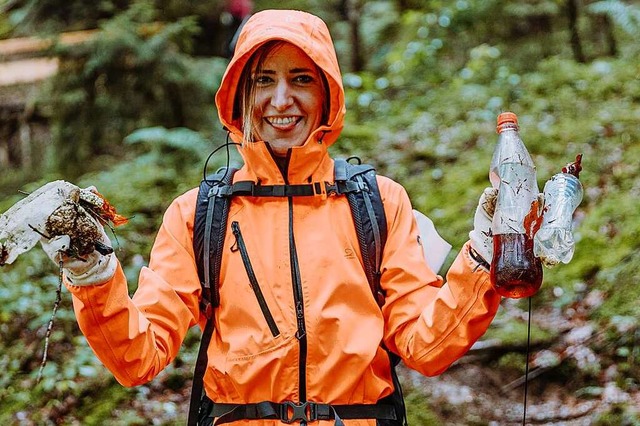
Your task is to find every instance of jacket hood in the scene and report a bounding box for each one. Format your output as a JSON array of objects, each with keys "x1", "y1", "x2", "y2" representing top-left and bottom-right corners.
[{"x1": 214, "y1": 10, "x2": 345, "y2": 183}]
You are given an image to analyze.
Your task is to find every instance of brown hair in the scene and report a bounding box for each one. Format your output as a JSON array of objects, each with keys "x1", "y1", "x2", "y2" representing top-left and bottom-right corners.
[{"x1": 232, "y1": 41, "x2": 330, "y2": 145}]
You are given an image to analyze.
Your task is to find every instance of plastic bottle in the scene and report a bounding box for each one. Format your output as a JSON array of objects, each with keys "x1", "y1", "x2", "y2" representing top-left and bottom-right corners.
[
  {"x1": 534, "y1": 154, "x2": 584, "y2": 267},
  {"x1": 489, "y1": 112, "x2": 543, "y2": 298}
]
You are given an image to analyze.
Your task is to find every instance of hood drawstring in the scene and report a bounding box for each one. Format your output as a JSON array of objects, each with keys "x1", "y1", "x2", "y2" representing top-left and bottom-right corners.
[
  {"x1": 317, "y1": 130, "x2": 330, "y2": 144},
  {"x1": 203, "y1": 131, "x2": 241, "y2": 187}
]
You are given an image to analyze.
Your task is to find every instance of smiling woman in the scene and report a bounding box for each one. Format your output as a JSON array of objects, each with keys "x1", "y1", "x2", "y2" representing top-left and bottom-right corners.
[
  {"x1": 235, "y1": 41, "x2": 330, "y2": 156},
  {"x1": 250, "y1": 43, "x2": 325, "y2": 155}
]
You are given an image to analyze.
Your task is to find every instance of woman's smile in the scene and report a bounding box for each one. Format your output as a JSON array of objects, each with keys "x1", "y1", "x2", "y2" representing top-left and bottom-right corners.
[
  {"x1": 251, "y1": 43, "x2": 325, "y2": 156},
  {"x1": 265, "y1": 115, "x2": 302, "y2": 130}
]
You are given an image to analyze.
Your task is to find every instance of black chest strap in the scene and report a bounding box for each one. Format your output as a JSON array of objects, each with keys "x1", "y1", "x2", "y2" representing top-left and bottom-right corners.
[{"x1": 205, "y1": 398, "x2": 397, "y2": 425}]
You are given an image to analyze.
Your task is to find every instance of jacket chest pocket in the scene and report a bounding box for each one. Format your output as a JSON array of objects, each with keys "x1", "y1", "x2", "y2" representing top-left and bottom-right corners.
[{"x1": 229, "y1": 221, "x2": 281, "y2": 338}]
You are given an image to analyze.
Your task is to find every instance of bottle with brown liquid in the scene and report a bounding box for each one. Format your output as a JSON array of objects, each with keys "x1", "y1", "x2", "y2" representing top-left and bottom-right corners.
[{"x1": 489, "y1": 112, "x2": 543, "y2": 298}]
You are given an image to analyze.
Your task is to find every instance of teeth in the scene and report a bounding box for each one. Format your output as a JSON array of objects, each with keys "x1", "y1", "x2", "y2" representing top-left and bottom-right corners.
[{"x1": 268, "y1": 117, "x2": 296, "y2": 125}]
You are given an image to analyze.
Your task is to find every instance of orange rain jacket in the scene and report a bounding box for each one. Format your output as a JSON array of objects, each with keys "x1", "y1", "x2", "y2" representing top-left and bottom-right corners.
[{"x1": 65, "y1": 9, "x2": 501, "y2": 425}]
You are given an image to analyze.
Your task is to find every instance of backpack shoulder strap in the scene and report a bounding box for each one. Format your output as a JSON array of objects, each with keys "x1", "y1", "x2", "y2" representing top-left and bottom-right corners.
[
  {"x1": 193, "y1": 167, "x2": 238, "y2": 313},
  {"x1": 335, "y1": 159, "x2": 405, "y2": 425},
  {"x1": 189, "y1": 167, "x2": 237, "y2": 426},
  {"x1": 334, "y1": 158, "x2": 388, "y2": 307}
]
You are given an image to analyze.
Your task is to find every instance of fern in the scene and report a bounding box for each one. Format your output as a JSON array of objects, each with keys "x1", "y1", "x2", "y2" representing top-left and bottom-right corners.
[{"x1": 124, "y1": 126, "x2": 210, "y2": 157}]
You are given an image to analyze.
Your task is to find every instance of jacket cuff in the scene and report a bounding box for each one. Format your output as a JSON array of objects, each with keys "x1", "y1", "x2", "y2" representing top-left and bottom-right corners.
[
  {"x1": 65, "y1": 254, "x2": 118, "y2": 287},
  {"x1": 468, "y1": 244, "x2": 490, "y2": 272}
]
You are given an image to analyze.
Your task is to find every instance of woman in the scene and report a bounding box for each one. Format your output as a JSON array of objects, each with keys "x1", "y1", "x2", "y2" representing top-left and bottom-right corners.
[{"x1": 42, "y1": 9, "x2": 501, "y2": 425}]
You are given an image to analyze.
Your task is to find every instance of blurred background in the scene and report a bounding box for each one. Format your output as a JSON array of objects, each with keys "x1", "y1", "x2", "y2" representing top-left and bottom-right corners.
[{"x1": 0, "y1": 0, "x2": 639, "y2": 424}]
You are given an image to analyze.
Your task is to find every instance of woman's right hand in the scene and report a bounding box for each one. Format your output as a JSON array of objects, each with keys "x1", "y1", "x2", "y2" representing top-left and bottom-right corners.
[{"x1": 40, "y1": 231, "x2": 117, "y2": 286}]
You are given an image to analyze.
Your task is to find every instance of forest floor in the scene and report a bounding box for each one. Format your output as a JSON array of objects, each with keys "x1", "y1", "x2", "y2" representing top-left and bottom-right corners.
[
  {"x1": 399, "y1": 295, "x2": 640, "y2": 425},
  {"x1": 402, "y1": 361, "x2": 640, "y2": 425}
]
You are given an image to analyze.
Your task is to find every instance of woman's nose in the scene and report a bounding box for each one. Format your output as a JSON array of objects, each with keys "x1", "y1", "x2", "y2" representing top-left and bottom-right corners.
[{"x1": 271, "y1": 80, "x2": 293, "y2": 110}]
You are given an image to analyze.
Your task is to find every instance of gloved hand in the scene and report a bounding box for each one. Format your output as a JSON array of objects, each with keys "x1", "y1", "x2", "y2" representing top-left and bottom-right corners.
[
  {"x1": 469, "y1": 187, "x2": 498, "y2": 265},
  {"x1": 40, "y1": 230, "x2": 117, "y2": 286}
]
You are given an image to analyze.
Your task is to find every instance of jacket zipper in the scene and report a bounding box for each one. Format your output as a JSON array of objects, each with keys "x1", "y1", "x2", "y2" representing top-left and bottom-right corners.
[
  {"x1": 288, "y1": 197, "x2": 308, "y2": 406},
  {"x1": 278, "y1": 148, "x2": 308, "y2": 410},
  {"x1": 231, "y1": 221, "x2": 281, "y2": 338}
]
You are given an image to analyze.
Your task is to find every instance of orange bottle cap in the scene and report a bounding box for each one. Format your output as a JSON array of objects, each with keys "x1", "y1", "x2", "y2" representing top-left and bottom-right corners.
[{"x1": 496, "y1": 112, "x2": 518, "y2": 133}]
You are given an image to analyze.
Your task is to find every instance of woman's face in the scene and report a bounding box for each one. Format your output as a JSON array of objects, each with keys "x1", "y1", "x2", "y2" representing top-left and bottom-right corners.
[{"x1": 250, "y1": 43, "x2": 326, "y2": 156}]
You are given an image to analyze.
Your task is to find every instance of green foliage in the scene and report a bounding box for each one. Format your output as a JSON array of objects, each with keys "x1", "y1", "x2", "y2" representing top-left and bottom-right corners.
[
  {"x1": 124, "y1": 126, "x2": 212, "y2": 159},
  {"x1": 482, "y1": 315, "x2": 557, "y2": 348},
  {"x1": 403, "y1": 387, "x2": 442, "y2": 425},
  {"x1": 0, "y1": 130, "x2": 214, "y2": 422},
  {"x1": 496, "y1": 352, "x2": 528, "y2": 374},
  {"x1": 39, "y1": 0, "x2": 226, "y2": 178},
  {"x1": 593, "y1": 404, "x2": 640, "y2": 426},
  {"x1": 0, "y1": 248, "x2": 118, "y2": 423},
  {"x1": 4, "y1": 0, "x2": 128, "y2": 35}
]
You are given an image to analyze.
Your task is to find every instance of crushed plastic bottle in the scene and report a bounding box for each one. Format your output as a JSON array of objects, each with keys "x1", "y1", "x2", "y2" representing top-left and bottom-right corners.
[
  {"x1": 534, "y1": 154, "x2": 584, "y2": 267},
  {"x1": 490, "y1": 112, "x2": 543, "y2": 299}
]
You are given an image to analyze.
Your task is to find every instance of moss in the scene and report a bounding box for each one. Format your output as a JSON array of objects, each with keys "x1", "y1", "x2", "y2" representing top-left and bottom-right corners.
[
  {"x1": 592, "y1": 404, "x2": 640, "y2": 426},
  {"x1": 403, "y1": 388, "x2": 442, "y2": 425},
  {"x1": 482, "y1": 317, "x2": 557, "y2": 347},
  {"x1": 497, "y1": 352, "x2": 528, "y2": 374},
  {"x1": 592, "y1": 251, "x2": 640, "y2": 321},
  {"x1": 75, "y1": 384, "x2": 138, "y2": 425}
]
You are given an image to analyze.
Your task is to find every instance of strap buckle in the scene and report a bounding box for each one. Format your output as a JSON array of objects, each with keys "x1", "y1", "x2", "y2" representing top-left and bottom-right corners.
[
  {"x1": 280, "y1": 401, "x2": 317, "y2": 423},
  {"x1": 324, "y1": 182, "x2": 338, "y2": 196}
]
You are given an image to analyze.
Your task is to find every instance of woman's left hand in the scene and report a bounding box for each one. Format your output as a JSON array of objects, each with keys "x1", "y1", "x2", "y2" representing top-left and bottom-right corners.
[{"x1": 469, "y1": 187, "x2": 498, "y2": 264}]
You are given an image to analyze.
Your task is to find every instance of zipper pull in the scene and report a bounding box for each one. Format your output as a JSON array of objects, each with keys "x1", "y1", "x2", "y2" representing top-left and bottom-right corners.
[
  {"x1": 295, "y1": 301, "x2": 306, "y2": 340},
  {"x1": 230, "y1": 221, "x2": 239, "y2": 252}
]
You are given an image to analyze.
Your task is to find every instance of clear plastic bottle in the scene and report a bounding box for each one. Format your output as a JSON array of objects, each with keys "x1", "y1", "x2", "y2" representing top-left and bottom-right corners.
[
  {"x1": 490, "y1": 112, "x2": 543, "y2": 298},
  {"x1": 534, "y1": 155, "x2": 584, "y2": 267}
]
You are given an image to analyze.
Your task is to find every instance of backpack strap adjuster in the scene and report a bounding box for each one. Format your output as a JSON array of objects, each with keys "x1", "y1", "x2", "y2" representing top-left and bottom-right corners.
[
  {"x1": 208, "y1": 184, "x2": 232, "y2": 198},
  {"x1": 280, "y1": 401, "x2": 316, "y2": 423}
]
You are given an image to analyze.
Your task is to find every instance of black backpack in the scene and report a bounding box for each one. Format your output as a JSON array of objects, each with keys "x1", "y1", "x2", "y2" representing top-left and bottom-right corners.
[{"x1": 188, "y1": 158, "x2": 407, "y2": 426}]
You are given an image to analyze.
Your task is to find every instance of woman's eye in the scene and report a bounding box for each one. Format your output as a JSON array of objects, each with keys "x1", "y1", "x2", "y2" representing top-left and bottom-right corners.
[
  {"x1": 294, "y1": 75, "x2": 314, "y2": 84},
  {"x1": 254, "y1": 75, "x2": 272, "y2": 85}
]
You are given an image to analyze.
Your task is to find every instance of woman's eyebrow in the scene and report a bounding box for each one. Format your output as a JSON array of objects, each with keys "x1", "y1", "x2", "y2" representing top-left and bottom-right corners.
[
  {"x1": 254, "y1": 68, "x2": 315, "y2": 74},
  {"x1": 290, "y1": 67, "x2": 314, "y2": 73}
]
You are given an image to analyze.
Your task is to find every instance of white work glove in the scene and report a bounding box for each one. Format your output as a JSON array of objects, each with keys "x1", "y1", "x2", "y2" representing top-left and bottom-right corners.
[
  {"x1": 469, "y1": 187, "x2": 498, "y2": 265},
  {"x1": 40, "y1": 231, "x2": 117, "y2": 286}
]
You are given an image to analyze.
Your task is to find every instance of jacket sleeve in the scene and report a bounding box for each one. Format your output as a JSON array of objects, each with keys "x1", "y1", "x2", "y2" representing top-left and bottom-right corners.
[
  {"x1": 64, "y1": 189, "x2": 202, "y2": 387},
  {"x1": 377, "y1": 176, "x2": 502, "y2": 376}
]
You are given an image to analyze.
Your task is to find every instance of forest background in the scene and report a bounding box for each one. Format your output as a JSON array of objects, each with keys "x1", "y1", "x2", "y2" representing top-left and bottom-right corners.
[{"x1": 0, "y1": 0, "x2": 639, "y2": 424}]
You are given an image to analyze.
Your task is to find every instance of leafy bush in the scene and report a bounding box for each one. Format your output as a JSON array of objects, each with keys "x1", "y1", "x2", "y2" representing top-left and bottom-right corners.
[{"x1": 38, "y1": 0, "x2": 226, "y2": 178}]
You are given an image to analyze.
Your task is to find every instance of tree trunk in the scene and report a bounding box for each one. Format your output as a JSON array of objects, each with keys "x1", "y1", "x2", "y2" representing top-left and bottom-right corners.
[
  {"x1": 345, "y1": 0, "x2": 364, "y2": 72},
  {"x1": 602, "y1": 14, "x2": 618, "y2": 56},
  {"x1": 566, "y1": 0, "x2": 586, "y2": 63}
]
